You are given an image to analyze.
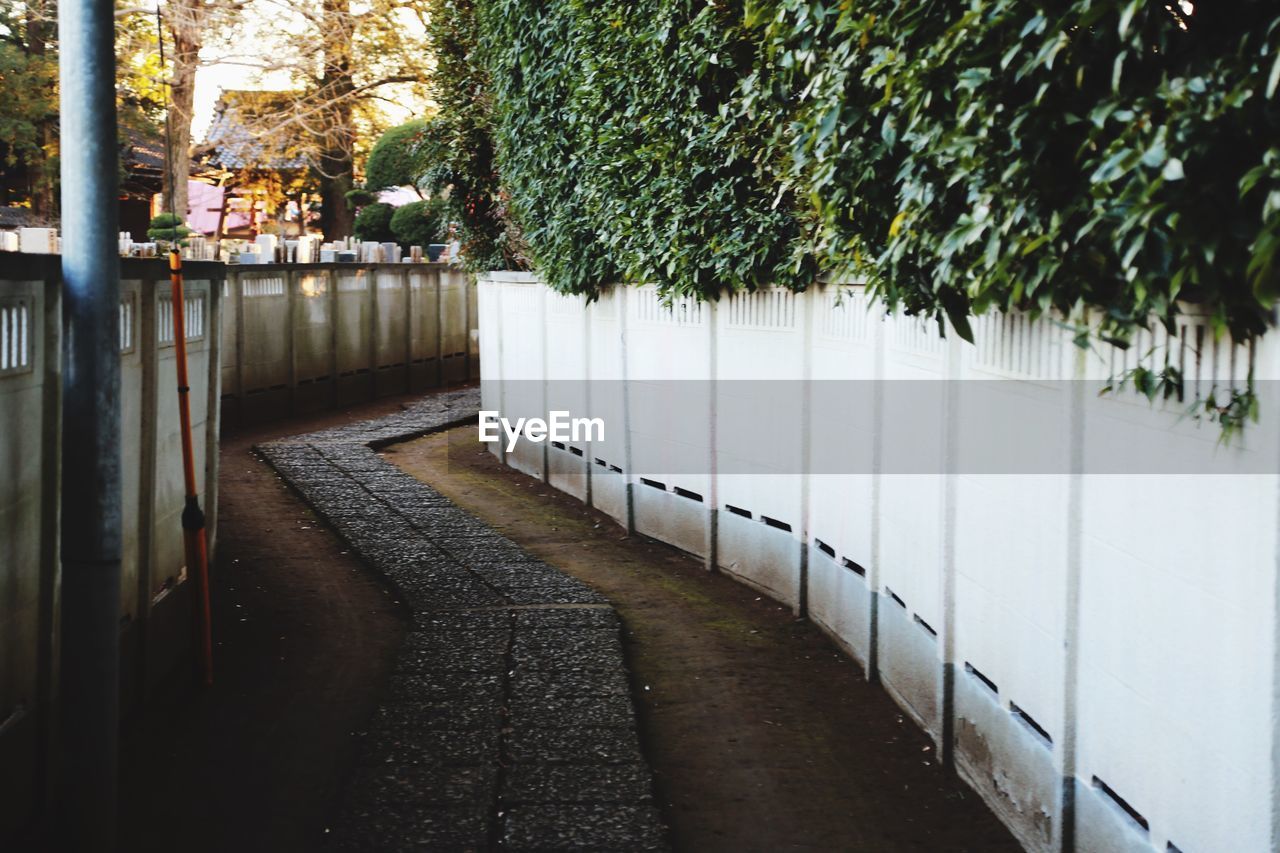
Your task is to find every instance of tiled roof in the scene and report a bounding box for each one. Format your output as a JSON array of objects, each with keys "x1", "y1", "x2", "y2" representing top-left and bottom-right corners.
[
  {"x1": 123, "y1": 129, "x2": 166, "y2": 173},
  {"x1": 203, "y1": 90, "x2": 311, "y2": 171},
  {"x1": 0, "y1": 207, "x2": 40, "y2": 228}
]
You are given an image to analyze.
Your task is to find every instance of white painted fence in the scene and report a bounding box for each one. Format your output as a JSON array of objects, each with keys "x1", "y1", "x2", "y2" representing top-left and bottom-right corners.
[{"x1": 478, "y1": 271, "x2": 1280, "y2": 853}]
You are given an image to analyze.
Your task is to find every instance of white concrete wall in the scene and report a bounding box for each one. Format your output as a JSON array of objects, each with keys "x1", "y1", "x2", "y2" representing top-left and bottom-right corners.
[{"x1": 478, "y1": 273, "x2": 1280, "y2": 853}]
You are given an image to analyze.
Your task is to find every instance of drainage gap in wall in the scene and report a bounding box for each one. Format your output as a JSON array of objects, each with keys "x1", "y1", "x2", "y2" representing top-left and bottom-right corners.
[
  {"x1": 725, "y1": 504, "x2": 752, "y2": 519},
  {"x1": 761, "y1": 515, "x2": 792, "y2": 532},
  {"x1": 673, "y1": 486, "x2": 703, "y2": 502},
  {"x1": 640, "y1": 478, "x2": 667, "y2": 491},
  {"x1": 913, "y1": 614, "x2": 937, "y2": 639},
  {"x1": 964, "y1": 662, "x2": 999, "y2": 697},
  {"x1": 815, "y1": 539, "x2": 835, "y2": 559},
  {"x1": 1009, "y1": 701, "x2": 1053, "y2": 748},
  {"x1": 1092, "y1": 776, "x2": 1149, "y2": 834},
  {"x1": 569, "y1": 446, "x2": 584, "y2": 457},
  {"x1": 609, "y1": 464, "x2": 623, "y2": 474},
  {"x1": 594, "y1": 458, "x2": 607, "y2": 468},
  {"x1": 1167, "y1": 843, "x2": 1185, "y2": 853},
  {"x1": 551, "y1": 441, "x2": 566, "y2": 450},
  {"x1": 841, "y1": 558, "x2": 866, "y2": 577},
  {"x1": 886, "y1": 587, "x2": 906, "y2": 609}
]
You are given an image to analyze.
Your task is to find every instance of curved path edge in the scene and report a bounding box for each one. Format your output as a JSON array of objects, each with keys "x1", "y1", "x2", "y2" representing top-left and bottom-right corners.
[{"x1": 256, "y1": 388, "x2": 668, "y2": 852}]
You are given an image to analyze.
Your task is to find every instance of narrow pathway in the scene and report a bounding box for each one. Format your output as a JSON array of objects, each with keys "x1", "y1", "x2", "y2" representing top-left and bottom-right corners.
[
  {"x1": 257, "y1": 389, "x2": 666, "y2": 851},
  {"x1": 121, "y1": 389, "x2": 1019, "y2": 852},
  {"x1": 118, "y1": 398, "x2": 413, "y2": 852},
  {"x1": 389, "y1": 427, "x2": 1023, "y2": 852}
]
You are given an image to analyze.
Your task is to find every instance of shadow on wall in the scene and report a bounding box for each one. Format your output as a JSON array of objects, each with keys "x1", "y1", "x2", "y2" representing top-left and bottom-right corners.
[{"x1": 477, "y1": 271, "x2": 1278, "y2": 853}]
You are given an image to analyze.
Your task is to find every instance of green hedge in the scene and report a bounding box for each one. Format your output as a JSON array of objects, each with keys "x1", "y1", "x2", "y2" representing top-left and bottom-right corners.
[
  {"x1": 390, "y1": 198, "x2": 448, "y2": 247},
  {"x1": 481, "y1": 0, "x2": 812, "y2": 297},
  {"x1": 756, "y1": 1, "x2": 1280, "y2": 344},
  {"x1": 353, "y1": 202, "x2": 397, "y2": 244},
  {"x1": 457, "y1": 1, "x2": 1280, "y2": 346},
  {"x1": 364, "y1": 121, "x2": 430, "y2": 192},
  {"x1": 423, "y1": 0, "x2": 527, "y2": 272}
]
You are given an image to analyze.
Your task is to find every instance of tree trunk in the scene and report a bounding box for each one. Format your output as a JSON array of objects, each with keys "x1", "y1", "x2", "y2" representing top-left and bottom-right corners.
[
  {"x1": 26, "y1": 0, "x2": 55, "y2": 221},
  {"x1": 318, "y1": 151, "x2": 354, "y2": 240},
  {"x1": 162, "y1": 4, "x2": 201, "y2": 223},
  {"x1": 317, "y1": 0, "x2": 355, "y2": 240}
]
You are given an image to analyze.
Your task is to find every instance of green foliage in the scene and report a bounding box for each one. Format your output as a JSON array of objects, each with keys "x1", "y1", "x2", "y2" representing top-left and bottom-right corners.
[
  {"x1": 0, "y1": 3, "x2": 56, "y2": 205},
  {"x1": 436, "y1": 0, "x2": 1280, "y2": 355},
  {"x1": 754, "y1": 0, "x2": 1280, "y2": 346},
  {"x1": 353, "y1": 202, "x2": 397, "y2": 243},
  {"x1": 1, "y1": 3, "x2": 166, "y2": 210},
  {"x1": 345, "y1": 188, "x2": 378, "y2": 209},
  {"x1": 422, "y1": 0, "x2": 527, "y2": 271},
  {"x1": 390, "y1": 198, "x2": 447, "y2": 247},
  {"x1": 364, "y1": 120, "x2": 430, "y2": 191},
  {"x1": 0, "y1": 38, "x2": 54, "y2": 169},
  {"x1": 1103, "y1": 364, "x2": 1260, "y2": 442},
  {"x1": 147, "y1": 212, "x2": 192, "y2": 245},
  {"x1": 479, "y1": 0, "x2": 813, "y2": 297}
]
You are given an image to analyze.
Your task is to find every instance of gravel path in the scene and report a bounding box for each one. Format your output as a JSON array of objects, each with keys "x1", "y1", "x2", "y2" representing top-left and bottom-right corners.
[{"x1": 256, "y1": 388, "x2": 666, "y2": 852}]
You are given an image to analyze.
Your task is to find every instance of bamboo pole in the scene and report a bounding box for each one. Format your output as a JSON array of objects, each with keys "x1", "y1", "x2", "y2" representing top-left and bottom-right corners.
[{"x1": 169, "y1": 249, "x2": 214, "y2": 686}]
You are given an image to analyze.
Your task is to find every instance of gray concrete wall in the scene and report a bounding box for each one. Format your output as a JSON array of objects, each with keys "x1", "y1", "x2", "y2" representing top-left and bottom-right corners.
[
  {"x1": 220, "y1": 263, "x2": 476, "y2": 426},
  {"x1": 0, "y1": 254, "x2": 223, "y2": 839},
  {"x1": 0, "y1": 256, "x2": 476, "y2": 840}
]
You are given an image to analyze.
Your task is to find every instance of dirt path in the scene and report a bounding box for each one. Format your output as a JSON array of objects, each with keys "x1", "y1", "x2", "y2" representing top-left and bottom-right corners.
[
  {"x1": 118, "y1": 397, "x2": 424, "y2": 853},
  {"x1": 390, "y1": 428, "x2": 1021, "y2": 853}
]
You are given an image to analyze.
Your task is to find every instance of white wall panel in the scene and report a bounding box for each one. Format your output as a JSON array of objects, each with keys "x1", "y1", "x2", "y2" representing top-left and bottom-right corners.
[{"x1": 477, "y1": 273, "x2": 1280, "y2": 853}]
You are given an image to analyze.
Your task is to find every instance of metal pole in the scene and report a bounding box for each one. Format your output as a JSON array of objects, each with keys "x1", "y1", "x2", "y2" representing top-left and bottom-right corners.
[{"x1": 57, "y1": 0, "x2": 122, "y2": 848}]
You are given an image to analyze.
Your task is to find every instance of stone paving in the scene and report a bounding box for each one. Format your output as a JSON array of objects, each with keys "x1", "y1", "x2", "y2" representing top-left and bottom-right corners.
[{"x1": 256, "y1": 389, "x2": 667, "y2": 852}]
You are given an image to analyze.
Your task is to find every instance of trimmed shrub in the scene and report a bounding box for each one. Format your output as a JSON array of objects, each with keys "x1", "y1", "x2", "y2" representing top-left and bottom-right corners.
[
  {"x1": 390, "y1": 198, "x2": 447, "y2": 247},
  {"x1": 147, "y1": 212, "x2": 192, "y2": 245},
  {"x1": 344, "y1": 188, "x2": 378, "y2": 209},
  {"x1": 364, "y1": 121, "x2": 429, "y2": 192},
  {"x1": 353, "y1": 202, "x2": 396, "y2": 244}
]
